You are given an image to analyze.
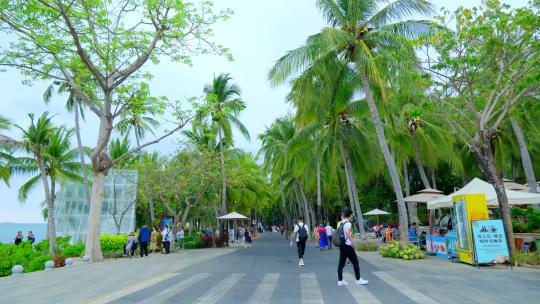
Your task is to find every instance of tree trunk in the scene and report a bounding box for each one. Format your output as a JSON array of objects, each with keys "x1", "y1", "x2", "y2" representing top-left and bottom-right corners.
[
  {"x1": 342, "y1": 140, "x2": 366, "y2": 237},
  {"x1": 148, "y1": 194, "x2": 155, "y2": 224},
  {"x1": 403, "y1": 161, "x2": 419, "y2": 224},
  {"x1": 85, "y1": 170, "x2": 106, "y2": 262},
  {"x1": 36, "y1": 153, "x2": 55, "y2": 255},
  {"x1": 73, "y1": 100, "x2": 91, "y2": 208},
  {"x1": 279, "y1": 177, "x2": 289, "y2": 230},
  {"x1": 472, "y1": 131, "x2": 515, "y2": 253},
  {"x1": 510, "y1": 118, "x2": 537, "y2": 193},
  {"x1": 49, "y1": 176, "x2": 57, "y2": 256},
  {"x1": 181, "y1": 204, "x2": 191, "y2": 227},
  {"x1": 218, "y1": 125, "x2": 227, "y2": 214},
  {"x1": 412, "y1": 130, "x2": 431, "y2": 189},
  {"x1": 359, "y1": 68, "x2": 408, "y2": 245},
  {"x1": 316, "y1": 158, "x2": 322, "y2": 225},
  {"x1": 296, "y1": 180, "x2": 311, "y2": 229},
  {"x1": 431, "y1": 168, "x2": 437, "y2": 190}
]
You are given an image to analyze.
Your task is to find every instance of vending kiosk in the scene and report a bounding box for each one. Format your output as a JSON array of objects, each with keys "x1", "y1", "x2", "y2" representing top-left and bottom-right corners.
[{"x1": 452, "y1": 194, "x2": 489, "y2": 265}]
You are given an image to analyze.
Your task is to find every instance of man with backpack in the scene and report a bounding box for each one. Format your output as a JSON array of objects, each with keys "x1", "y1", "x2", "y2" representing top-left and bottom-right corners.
[
  {"x1": 336, "y1": 209, "x2": 368, "y2": 286},
  {"x1": 290, "y1": 217, "x2": 309, "y2": 266}
]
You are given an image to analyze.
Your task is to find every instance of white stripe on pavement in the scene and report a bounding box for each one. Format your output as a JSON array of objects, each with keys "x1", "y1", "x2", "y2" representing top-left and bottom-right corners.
[
  {"x1": 343, "y1": 273, "x2": 381, "y2": 304},
  {"x1": 372, "y1": 271, "x2": 440, "y2": 304},
  {"x1": 300, "y1": 273, "x2": 324, "y2": 304},
  {"x1": 139, "y1": 273, "x2": 210, "y2": 304},
  {"x1": 246, "y1": 273, "x2": 279, "y2": 304},
  {"x1": 86, "y1": 273, "x2": 179, "y2": 304},
  {"x1": 193, "y1": 273, "x2": 245, "y2": 304}
]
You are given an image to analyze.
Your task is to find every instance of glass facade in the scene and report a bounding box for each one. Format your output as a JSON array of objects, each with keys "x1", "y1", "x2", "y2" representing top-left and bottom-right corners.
[{"x1": 54, "y1": 169, "x2": 138, "y2": 243}]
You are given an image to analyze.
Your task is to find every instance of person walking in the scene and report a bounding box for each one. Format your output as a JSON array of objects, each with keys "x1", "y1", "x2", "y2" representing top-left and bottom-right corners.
[
  {"x1": 290, "y1": 217, "x2": 309, "y2": 266},
  {"x1": 317, "y1": 224, "x2": 328, "y2": 251},
  {"x1": 325, "y1": 223, "x2": 333, "y2": 250},
  {"x1": 162, "y1": 225, "x2": 171, "y2": 254},
  {"x1": 138, "y1": 224, "x2": 151, "y2": 257},
  {"x1": 27, "y1": 231, "x2": 35, "y2": 244},
  {"x1": 150, "y1": 226, "x2": 160, "y2": 254},
  {"x1": 176, "y1": 226, "x2": 185, "y2": 249},
  {"x1": 14, "y1": 231, "x2": 23, "y2": 245},
  {"x1": 126, "y1": 232, "x2": 137, "y2": 258},
  {"x1": 244, "y1": 228, "x2": 253, "y2": 248},
  {"x1": 337, "y1": 209, "x2": 368, "y2": 286}
]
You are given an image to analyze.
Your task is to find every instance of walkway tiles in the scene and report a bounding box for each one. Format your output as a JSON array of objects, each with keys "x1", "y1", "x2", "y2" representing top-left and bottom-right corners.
[{"x1": 372, "y1": 271, "x2": 440, "y2": 304}]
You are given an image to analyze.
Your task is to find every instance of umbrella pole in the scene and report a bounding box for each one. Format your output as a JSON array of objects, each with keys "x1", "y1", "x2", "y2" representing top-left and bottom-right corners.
[{"x1": 428, "y1": 209, "x2": 434, "y2": 254}]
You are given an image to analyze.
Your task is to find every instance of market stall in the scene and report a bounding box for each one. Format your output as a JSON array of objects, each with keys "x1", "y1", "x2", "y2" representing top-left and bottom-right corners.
[{"x1": 427, "y1": 178, "x2": 540, "y2": 264}]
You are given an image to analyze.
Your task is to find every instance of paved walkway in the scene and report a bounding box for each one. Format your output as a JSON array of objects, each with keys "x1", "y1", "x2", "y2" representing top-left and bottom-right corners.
[{"x1": 1, "y1": 233, "x2": 539, "y2": 303}]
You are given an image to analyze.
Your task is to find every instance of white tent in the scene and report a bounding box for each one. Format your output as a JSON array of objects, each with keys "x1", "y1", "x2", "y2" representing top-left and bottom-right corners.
[
  {"x1": 403, "y1": 188, "x2": 446, "y2": 203},
  {"x1": 428, "y1": 178, "x2": 540, "y2": 209},
  {"x1": 364, "y1": 208, "x2": 390, "y2": 215},
  {"x1": 218, "y1": 212, "x2": 249, "y2": 220}
]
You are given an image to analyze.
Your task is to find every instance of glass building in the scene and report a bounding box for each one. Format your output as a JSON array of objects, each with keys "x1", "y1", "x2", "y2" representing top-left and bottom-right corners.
[{"x1": 54, "y1": 169, "x2": 138, "y2": 243}]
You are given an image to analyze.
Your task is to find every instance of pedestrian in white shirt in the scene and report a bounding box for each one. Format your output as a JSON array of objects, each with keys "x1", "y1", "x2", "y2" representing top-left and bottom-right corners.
[
  {"x1": 337, "y1": 209, "x2": 368, "y2": 286},
  {"x1": 325, "y1": 224, "x2": 333, "y2": 250},
  {"x1": 290, "y1": 217, "x2": 309, "y2": 266}
]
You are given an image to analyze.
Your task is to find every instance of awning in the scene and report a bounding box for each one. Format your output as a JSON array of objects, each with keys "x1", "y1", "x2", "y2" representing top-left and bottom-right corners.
[
  {"x1": 218, "y1": 212, "x2": 249, "y2": 220},
  {"x1": 428, "y1": 178, "x2": 540, "y2": 209}
]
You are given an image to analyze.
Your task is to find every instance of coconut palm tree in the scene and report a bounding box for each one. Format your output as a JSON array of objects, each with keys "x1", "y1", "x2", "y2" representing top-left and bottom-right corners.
[
  {"x1": 0, "y1": 115, "x2": 15, "y2": 185},
  {"x1": 13, "y1": 115, "x2": 81, "y2": 255},
  {"x1": 44, "y1": 81, "x2": 92, "y2": 211},
  {"x1": 200, "y1": 73, "x2": 250, "y2": 215},
  {"x1": 288, "y1": 58, "x2": 382, "y2": 235},
  {"x1": 269, "y1": 0, "x2": 435, "y2": 244}
]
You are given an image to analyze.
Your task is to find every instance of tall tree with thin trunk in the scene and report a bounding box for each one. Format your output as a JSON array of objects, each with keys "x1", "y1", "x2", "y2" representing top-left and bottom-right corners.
[
  {"x1": 44, "y1": 81, "x2": 92, "y2": 213},
  {"x1": 13, "y1": 114, "x2": 81, "y2": 255},
  {"x1": 200, "y1": 73, "x2": 250, "y2": 215},
  {"x1": 269, "y1": 0, "x2": 436, "y2": 244},
  {"x1": 422, "y1": 1, "x2": 539, "y2": 252},
  {"x1": 510, "y1": 116, "x2": 537, "y2": 193}
]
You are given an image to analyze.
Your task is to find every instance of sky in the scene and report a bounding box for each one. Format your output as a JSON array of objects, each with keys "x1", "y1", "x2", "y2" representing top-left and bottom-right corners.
[{"x1": 0, "y1": 0, "x2": 529, "y2": 223}]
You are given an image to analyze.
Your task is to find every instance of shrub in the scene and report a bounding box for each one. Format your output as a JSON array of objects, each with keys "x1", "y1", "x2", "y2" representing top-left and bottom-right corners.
[
  {"x1": 62, "y1": 243, "x2": 85, "y2": 258},
  {"x1": 356, "y1": 242, "x2": 379, "y2": 252},
  {"x1": 379, "y1": 241, "x2": 425, "y2": 260},
  {"x1": 100, "y1": 234, "x2": 128, "y2": 253},
  {"x1": 26, "y1": 255, "x2": 52, "y2": 272},
  {"x1": 512, "y1": 252, "x2": 540, "y2": 266},
  {"x1": 33, "y1": 236, "x2": 72, "y2": 255}
]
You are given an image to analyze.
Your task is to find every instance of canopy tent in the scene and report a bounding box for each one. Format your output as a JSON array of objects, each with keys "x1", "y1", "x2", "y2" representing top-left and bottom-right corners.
[
  {"x1": 364, "y1": 208, "x2": 390, "y2": 226},
  {"x1": 218, "y1": 212, "x2": 250, "y2": 247},
  {"x1": 502, "y1": 179, "x2": 529, "y2": 191},
  {"x1": 403, "y1": 188, "x2": 446, "y2": 203},
  {"x1": 218, "y1": 212, "x2": 249, "y2": 220},
  {"x1": 428, "y1": 178, "x2": 540, "y2": 209},
  {"x1": 364, "y1": 208, "x2": 390, "y2": 215}
]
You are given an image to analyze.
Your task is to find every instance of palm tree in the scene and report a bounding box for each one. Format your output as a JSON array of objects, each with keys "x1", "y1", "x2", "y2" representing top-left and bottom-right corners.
[
  {"x1": 200, "y1": 73, "x2": 250, "y2": 215},
  {"x1": 44, "y1": 81, "x2": 92, "y2": 210},
  {"x1": 288, "y1": 58, "x2": 382, "y2": 235},
  {"x1": 269, "y1": 0, "x2": 435, "y2": 244},
  {"x1": 13, "y1": 114, "x2": 81, "y2": 255},
  {"x1": 0, "y1": 115, "x2": 15, "y2": 185},
  {"x1": 509, "y1": 101, "x2": 538, "y2": 193}
]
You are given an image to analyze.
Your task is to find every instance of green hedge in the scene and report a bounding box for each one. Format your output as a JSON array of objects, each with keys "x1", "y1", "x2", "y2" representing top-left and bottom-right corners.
[
  {"x1": 100, "y1": 234, "x2": 128, "y2": 254},
  {"x1": 61, "y1": 243, "x2": 85, "y2": 258},
  {"x1": 0, "y1": 242, "x2": 52, "y2": 276}
]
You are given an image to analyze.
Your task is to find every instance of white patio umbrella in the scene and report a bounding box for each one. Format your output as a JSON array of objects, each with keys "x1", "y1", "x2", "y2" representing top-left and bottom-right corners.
[
  {"x1": 364, "y1": 208, "x2": 390, "y2": 225},
  {"x1": 218, "y1": 212, "x2": 250, "y2": 246}
]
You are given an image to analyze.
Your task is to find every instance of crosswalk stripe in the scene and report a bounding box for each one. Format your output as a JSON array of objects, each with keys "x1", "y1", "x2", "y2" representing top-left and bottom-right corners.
[
  {"x1": 192, "y1": 273, "x2": 245, "y2": 304},
  {"x1": 343, "y1": 273, "x2": 381, "y2": 304},
  {"x1": 300, "y1": 273, "x2": 324, "y2": 304},
  {"x1": 246, "y1": 273, "x2": 279, "y2": 304},
  {"x1": 139, "y1": 273, "x2": 210, "y2": 304},
  {"x1": 372, "y1": 271, "x2": 440, "y2": 304}
]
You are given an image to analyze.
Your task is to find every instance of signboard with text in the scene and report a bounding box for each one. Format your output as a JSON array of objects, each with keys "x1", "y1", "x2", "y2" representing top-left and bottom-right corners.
[{"x1": 471, "y1": 219, "x2": 510, "y2": 264}]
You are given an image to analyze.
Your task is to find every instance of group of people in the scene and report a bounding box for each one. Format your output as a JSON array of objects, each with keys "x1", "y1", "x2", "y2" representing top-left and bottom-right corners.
[
  {"x1": 233, "y1": 225, "x2": 253, "y2": 248},
  {"x1": 13, "y1": 231, "x2": 35, "y2": 245},
  {"x1": 373, "y1": 224, "x2": 400, "y2": 243},
  {"x1": 124, "y1": 224, "x2": 182, "y2": 258},
  {"x1": 289, "y1": 209, "x2": 368, "y2": 286}
]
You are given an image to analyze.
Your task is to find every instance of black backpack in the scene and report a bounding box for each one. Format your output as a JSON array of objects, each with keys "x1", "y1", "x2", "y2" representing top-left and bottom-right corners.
[
  {"x1": 332, "y1": 221, "x2": 350, "y2": 248},
  {"x1": 297, "y1": 224, "x2": 308, "y2": 242}
]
